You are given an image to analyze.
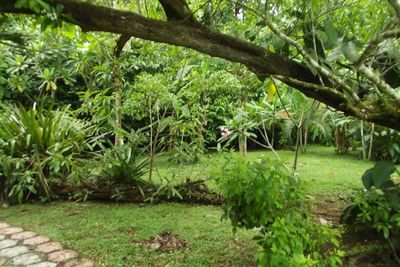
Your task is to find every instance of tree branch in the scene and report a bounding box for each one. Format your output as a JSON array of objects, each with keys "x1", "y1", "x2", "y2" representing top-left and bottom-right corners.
[
  {"x1": 158, "y1": 0, "x2": 197, "y2": 23},
  {"x1": 354, "y1": 29, "x2": 400, "y2": 67},
  {"x1": 1, "y1": 0, "x2": 400, "y2": 130},
  {"x1": 114, "y1": 34, "x2": 131, "y2": 58}
]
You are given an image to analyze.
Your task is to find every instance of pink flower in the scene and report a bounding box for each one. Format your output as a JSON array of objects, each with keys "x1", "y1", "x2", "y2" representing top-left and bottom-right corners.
[{"x1": 220, "y1": 127, "x2": 231, "y2": 139}]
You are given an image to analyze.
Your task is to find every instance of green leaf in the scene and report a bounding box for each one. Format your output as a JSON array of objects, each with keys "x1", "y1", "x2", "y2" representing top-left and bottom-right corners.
[
  {"x1": 387, "y1": 193, "x2": 400, "y2": 208},
  {"x1": 362, "y1": 168, "x2": 373, "y2": 190},
  {"x1": 176, "y1": 65, "x2": 195, "y2": 80},
  {"x1": 383, "y1": 227, "x2": 389, "y2": 239},
  {"x1": 372, "y1": 161, "x2": 396, "y2": 188},
  {"x1": 315, "y1": 30, "x2": 328, "y2": 44},
  {"x1": 341, "y1": 40, "x2": 359, "y2": 63},
  {"x1": 323, "y1": 20, "x2": 339, "y2": 49}
]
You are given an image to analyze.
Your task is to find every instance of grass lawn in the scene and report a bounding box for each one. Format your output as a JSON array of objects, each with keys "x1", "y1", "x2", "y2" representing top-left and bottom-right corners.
[
  {"x1": 154, "y1": 145, "x2": 373, "y2": 195},
  {"x1": 1, "y1": 202, "x2": 256, "y2": 266},
  {"x1": 1, "y1": 146, "x2": 378, "y2": 266}
]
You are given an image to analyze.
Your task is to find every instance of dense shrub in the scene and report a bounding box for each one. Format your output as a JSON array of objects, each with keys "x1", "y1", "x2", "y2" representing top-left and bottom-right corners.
[
  {"x1": 102, "y1": 144, "x2": 151, "y2": 187},
  {"x1": 369, "y1": 127, "x2": 400, "y2": 163},
  {"x1": 216, "y1": 157, "x2": 303, "y2": 230},
  {"x1": 0, "y1": 103, "x2": 96, "y2": 203},
  {"x1": 215, "y1": 156, "x2": 343, "y2": 266},
  {"x1": 342, "y1": 161, "x2": 400, "y2": 240},
  {"x1": 255, "y1": 211, "x2": 343, "y2": 267}
]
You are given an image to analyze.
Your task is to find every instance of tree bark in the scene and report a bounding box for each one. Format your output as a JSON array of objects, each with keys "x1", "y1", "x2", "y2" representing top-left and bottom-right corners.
[
  {"x1": 368, "y1": 123, "x2": 375, "y2": 160},
  {"x1": 113, "y1": 60, "x2": 123, "y2": 146},
  {"x1": 113, "y1": 34, "x2": 131, "y2": 147},
  {"x1": 1, "y1": 0, "x2": 400, "y2": 130}
]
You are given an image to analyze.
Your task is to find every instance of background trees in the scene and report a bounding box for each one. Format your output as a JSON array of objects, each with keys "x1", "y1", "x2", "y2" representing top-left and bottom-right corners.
[
  {"x1": 1, "y1": 1, "x2": 400, "y2": 265},
  {"x1": 1, "y1": 0, "x2": 400, "y2": 129}
]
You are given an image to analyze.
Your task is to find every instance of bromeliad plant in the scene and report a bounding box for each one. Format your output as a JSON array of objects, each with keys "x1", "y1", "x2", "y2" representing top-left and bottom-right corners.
[
  {"x1": 215, "y1": 156, "x2": 343, "y2": 266},
  {"x1": 0, "y1": 103, "x2": 97, "y2": 203},
  {"x1": 102, "y1": 144, "x2": 151, "y2": 187}
]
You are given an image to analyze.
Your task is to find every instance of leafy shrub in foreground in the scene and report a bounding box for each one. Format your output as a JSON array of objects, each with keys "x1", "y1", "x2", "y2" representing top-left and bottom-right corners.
[
  {"x1": 255, "y1": 211, "x2": 343, "y2": 267},
  {"x1": 369, "y1": 127, "x2": 400, "y2": 163},
  {"x1": 0, "y1": 103, "x2": 96, "y2": 203},
  {"x1": 342, "y1": 161, "x2": 400, "y2": 240},
  {"x1": 216, "y1": 158, "x2": 303, "y2": 230},
  {"x1": 216, "y1": 156, "x2": 343, "y2": 266}
]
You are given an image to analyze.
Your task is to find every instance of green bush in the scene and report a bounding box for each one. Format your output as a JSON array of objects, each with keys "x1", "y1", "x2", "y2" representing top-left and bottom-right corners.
[
  {"x1": 215, "y1": 156, "x2": 343, "y2": 266},
  {"x1": 216, "y1": 157, "x2": 303, "y2": 230},
  {"x1": 255, "y1": 212, "x2": 343, "y2": 267},
  {"x1": 369, "y1": 127, "x2": 400, "y2": 163},
  {"x1": 342, "y1": 161, "x2": 400, "y2": 240},
  {"x1": 102, "y1": 144, "x2": 151, "y2": 187},
  {"x1": 0, "y1": 103, "x2": 96, "y2": 203}
]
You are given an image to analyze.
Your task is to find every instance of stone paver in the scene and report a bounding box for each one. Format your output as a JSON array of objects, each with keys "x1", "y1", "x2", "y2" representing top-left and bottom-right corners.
[
  {"x1": 0, "y1": 240, "x2": 17, "y2": 250},
  {"x1": 10, "y1": 231, "x2": 36, "y2": 240},
  {"x1": 35, "y1": 242, "x2": 63, "y2": 254},
  {"x1": 11, "y1": 253, "x2": 41, "y2": 265},
  {"x1": 64, "y1": 259, "x2": 95, "y2": 267},
  {"x1": 0, "y1": 228, "x2": 23, "y2": 236},
  {"x1": 0, "y1": 221, "x2": 96, "y2": 267},
  {"x1": 23, "y1": 236, "x2": 50, "y2": 246},
  {"x1": 0, "y1": 224, "x2": 9, "y2": 230},
  {"x1": 0, "y1": 246, "x2": 28, "y2": 258},
  {"x1": 0, "y1": 258, "x2": 7, "y2": 265},
  {"x1": 47, "y1": 249, "x2": 78, "y2": 263},
  {"x1": 29, "y1": 262, "x2": 57, "y2": 267}
]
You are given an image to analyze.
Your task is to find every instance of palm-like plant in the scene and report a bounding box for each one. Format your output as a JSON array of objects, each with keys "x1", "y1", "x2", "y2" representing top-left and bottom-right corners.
[{"x1": 0, "y1": 103, "x2": 95, "y2": 203}]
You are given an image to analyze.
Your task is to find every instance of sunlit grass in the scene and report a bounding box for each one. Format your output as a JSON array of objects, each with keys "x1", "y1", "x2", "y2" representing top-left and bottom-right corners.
[{"x1": 153, "y1": 145, "x2": 372, "y2": 195}]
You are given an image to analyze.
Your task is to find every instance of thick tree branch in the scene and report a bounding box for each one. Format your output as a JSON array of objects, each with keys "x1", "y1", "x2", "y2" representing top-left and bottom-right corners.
[
  {"x1": 358, "y1": 65, "x2": 400, "y2": 104},
  {"x1": 114, "y1": 34, "x2": 131, "y2": 58},
  {"x1": 158, "y1": 0, "x2": 197, "y2": 23},
  {"x1": 1, "y1": 0, "x2": 400, "y2": 130}
]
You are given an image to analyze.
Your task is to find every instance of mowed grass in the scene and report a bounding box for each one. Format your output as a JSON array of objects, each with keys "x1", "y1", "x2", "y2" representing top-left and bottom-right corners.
[
  {"x1": 1, "y1": 146, "x2": 377, "y2": 266},
  {"x1": 0, "y1": 202, "x2": 256, "y2": 267},
  {"x1": 153, "y1": 145, "x2": 373, "y2": 195}
]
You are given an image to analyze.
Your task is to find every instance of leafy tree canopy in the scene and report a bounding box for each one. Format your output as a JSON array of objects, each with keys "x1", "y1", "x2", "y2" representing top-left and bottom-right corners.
[{"x1": 1, "y1": 0, "x2": 400, "y2": 130}]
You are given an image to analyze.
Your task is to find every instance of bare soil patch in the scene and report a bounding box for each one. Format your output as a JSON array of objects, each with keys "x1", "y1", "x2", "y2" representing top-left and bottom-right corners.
[{"x1": 142, "y1": 231, "x2": 189, "y2": 253}]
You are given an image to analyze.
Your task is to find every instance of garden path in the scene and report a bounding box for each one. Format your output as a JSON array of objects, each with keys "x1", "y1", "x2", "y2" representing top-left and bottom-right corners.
[{"x1": 0, "y1": 222, "x2": 95, "y2": 267}]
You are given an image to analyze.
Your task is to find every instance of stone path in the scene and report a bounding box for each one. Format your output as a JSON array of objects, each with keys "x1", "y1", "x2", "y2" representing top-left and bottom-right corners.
[{"x1": 0, "y1": 222, "x2": 96, "y2": 267}]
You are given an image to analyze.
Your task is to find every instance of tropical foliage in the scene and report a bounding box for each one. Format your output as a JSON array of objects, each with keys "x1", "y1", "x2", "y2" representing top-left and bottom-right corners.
[{"x1": 0, "y1": 0, "x2": 399, "y2": 265}]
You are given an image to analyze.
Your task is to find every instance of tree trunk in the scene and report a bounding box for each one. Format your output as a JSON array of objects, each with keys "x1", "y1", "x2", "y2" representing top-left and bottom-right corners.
[
  {"x1": 148, "y1": 98, "x2": 154, "y2": 182},
  {"x1": 113, "y1": 60, "x2": 123, "y2": 147},
  {"x1": 361, "y1": 121, "x2": 366, "y2": 160},
  {"x1": 304, "y1": 126, "x2": 308, "y2": 153},
  {"x1": 293, "y1": 127, "x2": 301, "y2": 172},
  {"x1": 112, "y1": 34, "x2": 131, "y2": 146},
  {"x1": 368, "y1": 123, "x2": 375, "y2": 160}
]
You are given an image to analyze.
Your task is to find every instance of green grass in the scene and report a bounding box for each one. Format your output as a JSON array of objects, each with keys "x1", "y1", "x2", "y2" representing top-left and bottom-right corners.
[
  {"x1": 0, "y1": 146, "x2": 377, "y2": 266},
  {"x1": 0, "y1": 202, "x2": 256, "y2": 267},
  {"x1": 153, "y1": 145, "x2": 373, "y2": 195}
]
